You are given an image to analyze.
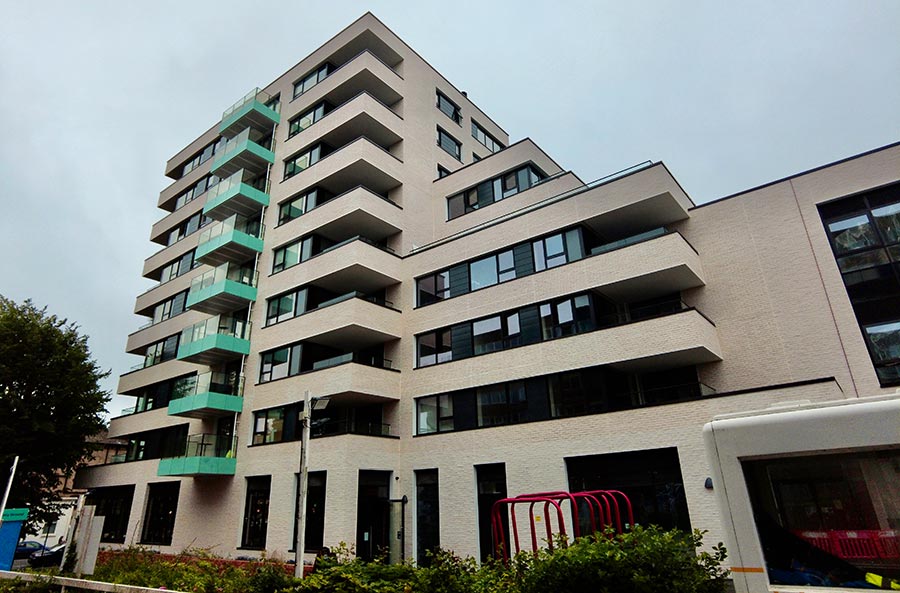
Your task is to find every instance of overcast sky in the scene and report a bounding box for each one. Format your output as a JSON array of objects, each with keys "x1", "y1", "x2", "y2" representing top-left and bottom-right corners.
[{"x1": 1, "y1": 1, "x2": 898, "y2": 418}]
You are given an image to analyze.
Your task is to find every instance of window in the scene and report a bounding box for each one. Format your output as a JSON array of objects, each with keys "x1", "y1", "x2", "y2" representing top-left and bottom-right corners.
[
  {"x1": 150, "y1": 291, "x2": 188, "y2": 325},
  {"x1": 278, "y1": 188, "x2": 332, "y2": 225},
  {"x1": 540, "y1": 295, "x2": 594, "y2": 339},
  {"x1": 446, "y1": 165, "x2": 545, "y2": 220},
  {"x1": 265, "y1": 288, "x2": 308, "y2": 326},
  {"x1": 533, "y1": 233, "x2": 568, "y2": 271},
  {"x1": 437, "y1": 165, "x2": 451, "y2": 179},
  {"x1": 86, "y1": 486, "x2": 135, "y2": 544},
  {"x1": 166, "y1": 213, "x2": 211, "y2": 246},
  {"x1": 417, "y1": 329, "x2": 452, "y2": 367},
  {"x1": 272, "y1": 237, "x2": 312, "y2": 273},
  {"x1": 470, "y1": 256, "x2": 498, "y2": 290},
  {"x1": 143, "y1": 334, "x2": 179, "y2": 368},
  {"x1": 253, "y1": 408, "x2": 285, "y2": 444},
  {"x1": 436, "y1": 91, "x2": 461, "y2": 124},
  {"x1": 241, "y1": 476, "x2": 271, "y2": 549},
  {"x1": 477, "y1": 381, "x2": 526, "y2": 427},
  {"x1": 417, "y1": 270, "x2": 451, "y2": 306},
  {"x1": 173, "y1": 175, "x2": 220, "y2": 210},
  {"x1": 288, "y1": 102, "x2": 329, "y2": 138},
  {"x1": 743, "y1": 449, "x2": 900, "y2": 589},
  {"x1": 437, "y1": 128, "x2": 461, "y2": 160},
  {"x1": 159, "y1": 250, "x2": 196, "y2": 283},
  {"x1": 293, "y1": 64, "x2": 331, "y2": 99},
  {"x1": 180, "y1": 138, "x2": 224, "y2": 178},
  {"x1": 284, "y1": 144, "x2": 326, "y2": 180},
  {"x1": 416, "y1": 394, "x2": 454, "y2": 434},
  {"x1": 265, "y1": 95, "x2": 280, "y2": 113},
  {"x1": 140, "y1": 482, "x2": 180, "y2": 545},
  {"x1": 416, "y1": 470, "x2": 440, "y2": 566},
  {"x1": 259, "y1": 344, "x2": 302, "y2": 383},
  {"x1": 472, "y1": 121, "x2": 503, "y2": 153}
]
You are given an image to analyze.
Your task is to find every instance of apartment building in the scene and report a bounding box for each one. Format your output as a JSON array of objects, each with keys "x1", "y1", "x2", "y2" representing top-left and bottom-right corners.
[{"x1": 75, "y1": 12, "x2": 900, "y2": 574}]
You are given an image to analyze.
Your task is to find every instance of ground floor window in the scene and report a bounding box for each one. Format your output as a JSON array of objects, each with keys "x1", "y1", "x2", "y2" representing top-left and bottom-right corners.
[
  {"x1": 140, "y1": 482, "x2": 180, "y2": 545},
  {"x1": 86, "y1": 485, "x2": 135, "y2": 543},
  {"x1": 566, "y1": 447, "x2": 690, "y2": 531},
  {"x1": 241, "y1": 476, "x2": 271, "y2": 549},
  {"x1": 744, "y1": 449, "x2": 900, "y2": 589},
  {"x1": 416, "y1": 469, "x2": 440, "y2": 566}
]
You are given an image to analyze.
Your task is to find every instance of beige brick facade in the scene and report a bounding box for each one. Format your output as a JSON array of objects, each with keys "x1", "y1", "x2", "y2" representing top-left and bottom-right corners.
[{"x1": 76, "y1": 12, "x2": 900, "y2": 570}]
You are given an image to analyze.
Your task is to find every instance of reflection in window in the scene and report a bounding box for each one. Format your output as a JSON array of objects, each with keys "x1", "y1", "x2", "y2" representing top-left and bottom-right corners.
[
  {"x1": 470, "y1": 257, "x2": 498, "y2": 290},
  {"x1": 416, "y1": 394, "x2": 453, "y2": 434},
  {"x1": 743, "y1": 449, "x2": 900, "y2": 589},
  {"x1": 864, "y1": 321, "x2": 900, "y2": 363},
  {"x1": 828, "y1": 215, "x2": 879, "y2": 254}
]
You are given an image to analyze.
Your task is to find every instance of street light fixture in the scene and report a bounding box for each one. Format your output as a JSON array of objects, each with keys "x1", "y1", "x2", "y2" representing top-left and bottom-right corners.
[{"x1": 294, "y1": 390, "x2": 329, "y2": 578}]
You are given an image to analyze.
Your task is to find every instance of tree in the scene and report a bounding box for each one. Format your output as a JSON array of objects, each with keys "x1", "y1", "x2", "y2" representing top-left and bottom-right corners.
[{"x1": 0, "y1": 296, "x2": 110, "y2": 528}]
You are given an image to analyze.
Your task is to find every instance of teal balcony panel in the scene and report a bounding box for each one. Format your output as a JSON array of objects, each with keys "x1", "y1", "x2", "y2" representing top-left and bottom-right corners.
[
  {"x1": 186, "y1": 279, "x2": 257, "y2": 315},
  {"x1": 203, "y1": 180, "x2": 270, "y2": 221},
  {"x1": 177, "y1": 333, "x2": 250, "y2": 365},
  {"x1": 195, "y1": 229, "x2": 264, "y2": 266},
  {"x1": 220, "y1": 99, "x2": 279, "y2": 139},
  {"x1": 168, "y1": 392, "x2": 243, "y2": 418},
  {"x1": 210, "y1": 137, "x2": 275, "y2": 178},
  {"x1": 157, "y1": 456, "x2": 236, "y2": 477}
]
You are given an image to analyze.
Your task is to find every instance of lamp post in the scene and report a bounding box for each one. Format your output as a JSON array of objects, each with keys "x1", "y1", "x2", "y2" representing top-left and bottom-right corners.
[{"x1": 294, "y1": 390, "x2": 328, "y2": 578}]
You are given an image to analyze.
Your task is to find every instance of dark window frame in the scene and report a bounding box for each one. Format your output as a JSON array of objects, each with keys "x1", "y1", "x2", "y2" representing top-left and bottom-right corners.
[
  {"x1": 292, "y1": 64, "x2": 331, "y2": 99},
  {"x1": 437, "y1": 127, "x2": 462, "y2": 161},
  {"x1": 436, "y1": 90, "x2": 461, "y2": 124},
  {"x1": 471, "y1": 120, "x2": 504, "y2": 153}
]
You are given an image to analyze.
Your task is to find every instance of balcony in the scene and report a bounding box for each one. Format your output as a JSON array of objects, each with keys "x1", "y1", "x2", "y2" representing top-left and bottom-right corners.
[
  {"x1": 202, "y1": 170, "x2": 270, "y2": 221},
  {"x1": 157, "y1": 434, "x2": 237, "y2": 477},
  {"x1": 311, "y1": 420, "x2": 395, "y2": 439},
  {"x1": 167, "y1": 371, "x2": 243, "y2": 419},
  {"x1": 267, "y1": 237, "x2": 401, "y2": 296},
  {"x1": 186, "y1": 263, "x2": 257, "y2": 315},
  {"x1": 210, "y1": 128, "x2": 275, "y2": 178},
  {"x1": 287, "y1": 92, "x2": 402, "y2": 156},
  {"x1": 269, "y1": 186, "x2": 402, "y2": 247},
  {"x1": 177, "y1": 314, "x2": 250, "y2": 365},
  {"x1": 195, "y1": 214, "x2": 263, "y2": 266},
  {"x1": 269, "y1": 293, "x2": 400, "y2": 349},
  {"x1": 220, "y1": 88, "x2": 280, "y2": 139}
]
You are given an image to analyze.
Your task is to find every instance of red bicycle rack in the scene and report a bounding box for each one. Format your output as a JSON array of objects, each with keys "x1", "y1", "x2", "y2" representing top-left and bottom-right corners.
[{"x1": 490, "y1": 489, "x2": 633, "y2": 561}]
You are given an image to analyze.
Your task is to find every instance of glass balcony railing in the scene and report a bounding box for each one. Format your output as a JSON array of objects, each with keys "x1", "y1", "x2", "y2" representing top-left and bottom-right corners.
[
  {"x1": 180, "y1": 314, "x2": 249, "y2": 346},
  {"x1": 222, "y1": 88, "x2": 273, "y2": 122},
  {"x1": 197, "y1": 214, "x2": 263, "y2": 246},
  {"x1": 311, "y1": 420, "x2": 394, "y2": 438},
  {"x1": 590, "y1": 227, "x2": 668, "y2": 256},
  {"x1": 202, "y1": 169, "x2": 270, "y2": 220},
  {"x1": 176, "y1": 433, "x2": 237, "y2": 459},
  {"x1": 171, "y1": 371, "x2": 243, "y2": 400},
  {"x1": 311, "y1": 353, "x2": 393, "y2": 371},
  {"x1": 190, "y1": 263, "x2": 257, "y2": 294}
]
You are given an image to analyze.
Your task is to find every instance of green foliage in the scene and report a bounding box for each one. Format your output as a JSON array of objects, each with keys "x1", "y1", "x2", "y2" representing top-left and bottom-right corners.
[
  {"x1": 0, "y1": 297, "x2": 110, "y2": 528},
  {"x1": 518, "y1": 526, "x2": 729, "y2": 593},
  {"x1": 14, "y1": 528, "x2": 727, "y2": 593}
]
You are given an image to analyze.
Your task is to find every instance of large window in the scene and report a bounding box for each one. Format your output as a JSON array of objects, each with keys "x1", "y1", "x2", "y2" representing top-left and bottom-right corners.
[
  {"x1": 86, "y1": 486, "x2": 134, "y2": 544},
  {"x1": 252, "y1": 408, "x2": 286, "y2": 444},
  {"x1": 166, "y1": 212, "x2": 211, "y2": 246},
  {"x1": 744, "y1": 449, "x2": 900, "y2": 589},
  {"x1": 293, "y1": 64, "x2": 331, "y2": 99},
  {"x1": 265, "y1": 288, "x2": 308, "y2": 326},
  {"x1": 436, "y1": 91, "x2": 461, "y2": 124},
  {"x1": 241, "y1": 476, "x2": 271, "y2": 549},
  {"x1": 143, "y1": 334, "x2": 179, "y2": 368},
  {"x1": 437, "y1": 128, "x2": 461, "y2": 160},
  {"x1": 820, "y1": 182, "x2": 900, "y2": 385},
  {"x1": 284, "y1": 144, "x2": 328, "y2": 180},
  {"x1": 173, "y1": 174, "x2": 220, "y2": 210},
  {"x1": 288, "y1": 102, "x2": 330, "y2": 138},
  {"x1": 447, "y1": 165, "x2": 544, "y2": 220},
  {"x1": 259, "y1": 345, "x2": 302, "y2": 383},
  {"x1": 415, "y1": 291, "x2": 598, "y2": 367},
  {"x1": 415, "y1": 365, "x2": 708, "y2": 435},
  {"x1": 140, "y1": 482, "x2": 180, "y2": 545},
  {"x1": 180, "y1": 138, "x2": 224, "y2": 178},
  {"x1": 278, "y1": 188, "x2": 333, "y2": 225},
  {"x1": 471, "y1": 121, "x2": 503, "y2": 153}
]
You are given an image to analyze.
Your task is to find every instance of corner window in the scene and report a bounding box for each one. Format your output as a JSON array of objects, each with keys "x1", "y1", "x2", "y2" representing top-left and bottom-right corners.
[
  {"x1": 288, "y1": 103, "x2": 328, "y2": 138},
  {"x1": 417, "y1": 271, "x2": 451, "y2": 306},
  {"x1": 436, "y1": 91, "x2": 461, "y2": 124},
  {"x1": 417, "y1": 329, "x2": 452, "y2": 367},
  {"x1": 284, "y1": 144, "x2": 326, "y2": 180},
  {"x1": 446, "y1": 165, "x2": 545, "y2": 220},
  {"x1": 265, "y1": 288, "x2": 308, "y2": 326},
  {"x1": 437, "y1": 128, "x2": 461, "y2": 160},
  {"x1": 278, "y1": 189, "x2": 332, "y2": 225}
]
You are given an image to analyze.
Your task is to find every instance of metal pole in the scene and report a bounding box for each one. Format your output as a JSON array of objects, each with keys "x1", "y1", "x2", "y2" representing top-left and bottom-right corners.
[
  {"x1": 0, "y1": 456, "x2": 20, "y2": 530},
  {"x1": 294, "y1": 390, "x2": 311, "y2": 578}
]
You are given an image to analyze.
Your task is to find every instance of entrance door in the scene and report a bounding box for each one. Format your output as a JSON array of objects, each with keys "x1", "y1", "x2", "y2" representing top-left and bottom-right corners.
[
  {"x1": 476, "y1": 463, "x2": 508, "y2": 562},
  {"x1": 356, "y1": 470, "x2": 391, "y2": 561}
]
